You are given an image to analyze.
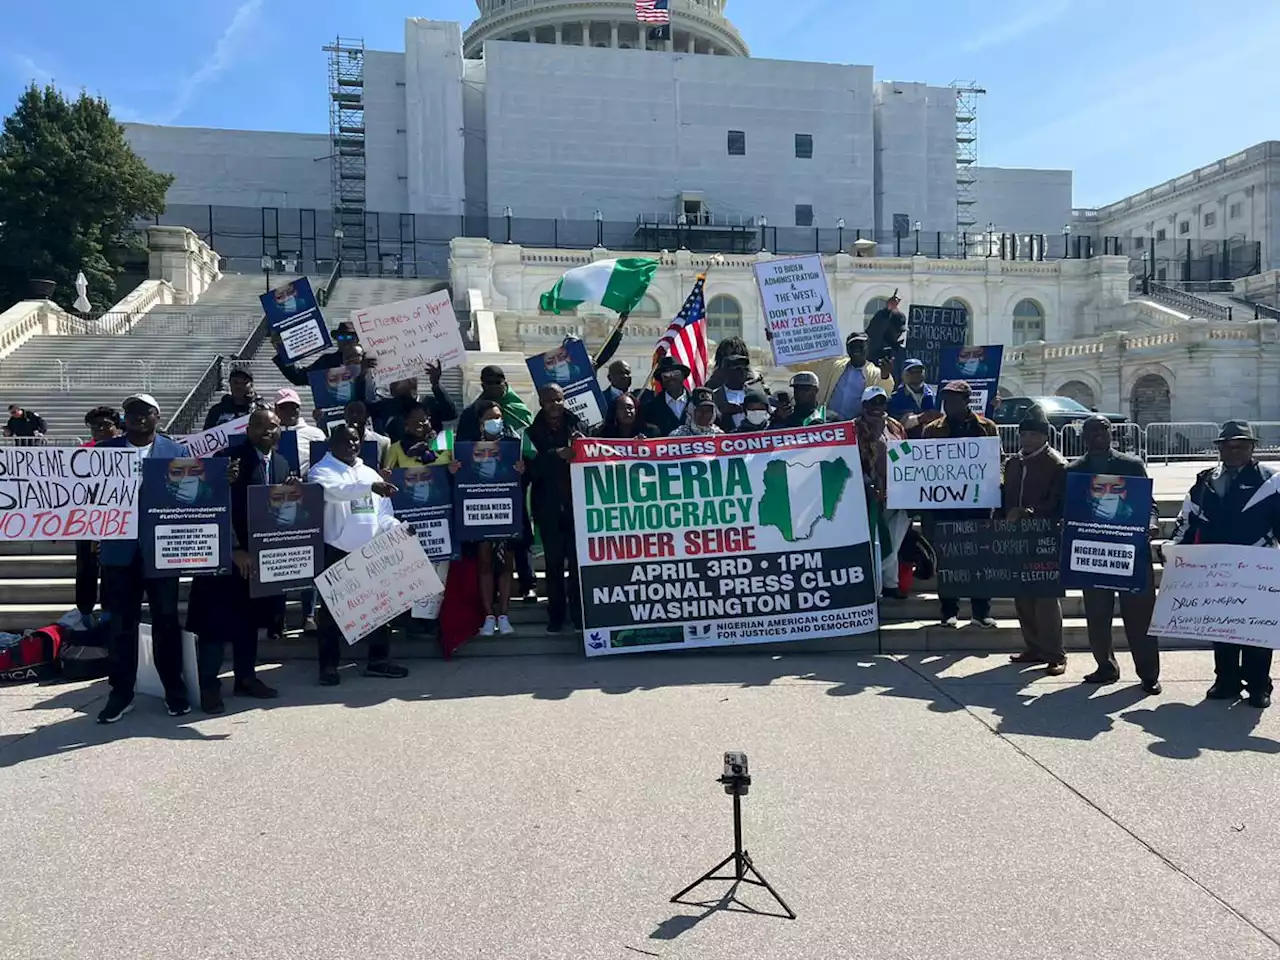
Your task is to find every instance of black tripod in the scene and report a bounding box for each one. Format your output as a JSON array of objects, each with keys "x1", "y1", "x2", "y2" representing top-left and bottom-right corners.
[{"x1": 669, "y1": 774, "x2": 796, "y2": 919}]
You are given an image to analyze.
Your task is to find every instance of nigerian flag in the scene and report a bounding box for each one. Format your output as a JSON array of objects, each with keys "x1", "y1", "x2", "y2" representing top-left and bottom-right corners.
[
  {"x1": 757, "y1": 457, "x2": 853, "y2": 543},
  {"x1": 539, "y1": 258, "x2": 659, "y2": 315}
]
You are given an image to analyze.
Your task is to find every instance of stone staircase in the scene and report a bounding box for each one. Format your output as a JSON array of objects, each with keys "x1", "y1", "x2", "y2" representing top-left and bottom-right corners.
[{"x1": 0, "y1": 505, "x2": 1192, "y2": 659}]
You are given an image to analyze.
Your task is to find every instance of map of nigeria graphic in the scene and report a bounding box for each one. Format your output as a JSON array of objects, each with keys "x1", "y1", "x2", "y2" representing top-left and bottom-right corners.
[{"x1": 757, "y1": 457, "x2": 852, "y2": 542}]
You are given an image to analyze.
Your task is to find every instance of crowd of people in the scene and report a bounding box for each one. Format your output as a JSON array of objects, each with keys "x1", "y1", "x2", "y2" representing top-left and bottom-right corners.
[{"x1": 62, "y1": 303, "x2": 1279, "y2": 723}]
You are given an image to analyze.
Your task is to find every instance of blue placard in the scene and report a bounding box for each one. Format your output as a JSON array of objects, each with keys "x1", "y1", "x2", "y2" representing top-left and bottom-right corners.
[
  {"x1": 453, "y1": 440, "x2": 522, "y2": 542},
  {"x1": 939, "y1": 344, "x2": 1003, "y2": 417},
  {"x1": 1059, "y1": 472, "x2": 1153, "y2": 593},
  {"x1": 277, "y1": 430, "x2": 300, "y2": 476},
  {"x1": 309, "y1": 439, "x2": 380, "y2": 472},
  {"x1": 261, "y1": 277, "x2": 332, "y2": 364},
  {"x1": 526, "y1": 339, "x2": 605, "y2": 427},
  {"x1": 138, "y1": 457, "x2": 232, "y2": 578},
  {"x1": 307, "y1": 364, "x2": 362, "y2": 430},
  {"x1": 389, "y1": 466, "x2": 456, "y2": 561},
  {"x1": 246, "y1": 482, "x2": 325, "y2": 597}
]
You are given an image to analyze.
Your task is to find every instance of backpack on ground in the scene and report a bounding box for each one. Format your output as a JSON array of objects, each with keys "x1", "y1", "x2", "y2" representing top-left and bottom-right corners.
[
  {"x1": 59, "y1": 618, "x2": 111, "y2": 681},
  {"x1": 0, "y1": 625, "x2": 65, "y2": 685}
]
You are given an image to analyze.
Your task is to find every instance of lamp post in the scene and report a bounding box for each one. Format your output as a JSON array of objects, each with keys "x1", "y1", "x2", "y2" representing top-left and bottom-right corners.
[
  {"x1": 594, "y1": 209, "x2": 603, "y2": 247},
  {"x1": 1062, "y1": 223, "x2": 1072, "y2": 259},
  {"x1": 913, "y1": 220, "x2": 922, "y2": 256},
  {"x1": 504, "y1": 206, "x2": 513, "y2": 244},
  {"x1": 758, "y1": 215, "x2": 767, "y2": 252},
  {"x1": 333, "y1": 227, "x2": 344, "y2": 272},
  {"x1": 986, "y1": 222, "x2": 995, "y2": 259},
  {"x1": 837, "y1": 217, "x2": 845, "y2": 251},
  {"x1": 260, "y1": 255, "x2": 273, "y2": 292},
  {"x1": 677, "y1": 212, "x2": 688, "y2": 250}
]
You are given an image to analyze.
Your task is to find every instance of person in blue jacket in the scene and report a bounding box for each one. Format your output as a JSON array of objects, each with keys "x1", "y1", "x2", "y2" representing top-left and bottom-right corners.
[
  {"x1": 885, "y1": 357, "x2": 939, "y2": 434},
  {"x1": 96, "y1": 394, "x2": 193, "y2": 724}
]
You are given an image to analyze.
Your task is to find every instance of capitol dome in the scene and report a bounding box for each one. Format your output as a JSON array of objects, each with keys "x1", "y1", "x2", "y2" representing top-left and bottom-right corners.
[{"x1": 462, "y1": 0, "x2": 749, "y2": 59}]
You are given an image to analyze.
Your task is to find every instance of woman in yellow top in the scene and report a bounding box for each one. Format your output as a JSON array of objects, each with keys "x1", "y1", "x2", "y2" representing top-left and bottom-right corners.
[{"x1": 382, "y1": 402, "x2": 454, "y2": 469}]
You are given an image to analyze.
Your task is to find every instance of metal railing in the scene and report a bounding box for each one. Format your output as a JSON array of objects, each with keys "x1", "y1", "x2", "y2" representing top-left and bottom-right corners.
[
  {"x1": 996, "y1": 421, "x2": 1280, "y2": 463},
  {"x1": 0, "y1": 435, "x2": 84, "y2": 447},
  {"x1": 1143, "y1": 282, "x2": 1233, "y2": 321}
]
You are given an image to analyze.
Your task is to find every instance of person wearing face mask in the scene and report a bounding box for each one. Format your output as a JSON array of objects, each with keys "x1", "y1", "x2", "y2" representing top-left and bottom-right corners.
[
  {"x1": 1002, "y1": 416, "x2": 1068, "y2": 675},
  {"x1": 1066, "y1": 415, "x2": 1162, "y2": 693},
  {"x1": 384, "y1": 402, "x2": 454, "y2": 469},
  {"x1": 787, "y1": 332, "x2": 894, "y2": 422},
  {"x1": 95, "y1": 394, "x2": 193, "y2": 724},
  {"x1": 886, "y1": 358, "x2": 940, "y2": 436},
  {"x1": 526, "y1": 384, "x2": 586, "y2": 633},
  {"x1": 735, "y1": 386, "x2": 774, "y2": 433},
  {"x1": 670, "y1": 388, "x2": 725, "y2": 437},
  {"x1": 856, "y1": 387, "x2": 910, "y2": 598},
  {"x1": 595, "y1": 393, "x2": 653, "y2": 439},
  {"x1": 1164, "y1": 420, "x2": 1280, "y2": 708},
  {"x1": 600, "y1": 360, "x2": 634, "y2": 406},
  {"x1": 187, "y1": 409, "x2": 294, "y2": 712},
  {"x1": 642, "y1": 355, "x2": 694, "y2": 436}
]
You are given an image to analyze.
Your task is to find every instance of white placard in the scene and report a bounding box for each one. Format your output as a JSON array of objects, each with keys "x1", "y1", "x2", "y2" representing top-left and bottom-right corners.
[
  {"x1": 1152, "y1": 544, "x2": 1280, "y2": 648},
  {"x1": 180, "y1": 415, "x2": 251, "y2": 459},
  {"x1": 153, "y1": 522, "x2": 221, "y2": 570},
  {"x1": 752, "y1": 255, "x2": 843, "y2": 365},
  {"x1": 278, "y1": 318, "x2": 328, "y2": 362},
  {"x1": 0, "y1": 446, "x2": 140, "y2": 541},
  {"x1": 885, "y1": 436, "x2": 1002, "y2": 510},
  {"x1": 314, "y1": 522, "x2": 445, "y2": 644},
  {"x1": 352, "y1": 290, "x2": 467, "y2": 387},
  {"x1": 463, "y1": 498, "x2": 513, "y2": 526},
  {"x1": 412, "y1": 560, "x2": 450, "y2": 620}
]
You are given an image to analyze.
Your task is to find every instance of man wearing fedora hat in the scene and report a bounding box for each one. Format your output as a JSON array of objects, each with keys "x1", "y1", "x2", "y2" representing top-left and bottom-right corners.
[
  {"x1": 642, "y1": 355, "x2": 694, "y2": 436},
  {"x1": 1166, "y1": 419, "x2": 1280, "y2": 708}
]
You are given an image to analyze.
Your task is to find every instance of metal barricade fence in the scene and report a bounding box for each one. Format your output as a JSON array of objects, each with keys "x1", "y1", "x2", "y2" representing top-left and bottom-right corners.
[
  {"x1": 1144, "y1": 422, "x2": 1221, "y2": 462},
  {"x1": 1251, "y1": 421, "x2": 1280, "y2": 460},
  {"x1": 0, "y1": 436, "x2": 84, "y2": 447}
]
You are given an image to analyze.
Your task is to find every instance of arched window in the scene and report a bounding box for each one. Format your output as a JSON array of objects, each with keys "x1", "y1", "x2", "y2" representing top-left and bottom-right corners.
[
  {"x1": 943, "y1": 298, "x2": 974, "y2": 345},
  {"x1": 706, "y1": 295, "x2": 742, "y2": 336},
  {"x1": 633, "y1": 294, "x2": 661, "y2": 317},
  {"x1": 1012, "y1": 299, "x2": 1044, "y2": 345},
  {"x1": 862, "y1": 297, "x2": 890, "y2": 322}
]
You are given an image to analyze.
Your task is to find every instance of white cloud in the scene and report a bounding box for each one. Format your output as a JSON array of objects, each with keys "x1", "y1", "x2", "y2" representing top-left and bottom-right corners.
[
  {"x1": 961, "y1": 0, "x2": 1071, "y2": 53},
  {"x1": 8, "y1": 52, "x2": 55, "y2": 87},
  {"x1": 152, "y1": 0, "x2": 265, "y2": 123}
]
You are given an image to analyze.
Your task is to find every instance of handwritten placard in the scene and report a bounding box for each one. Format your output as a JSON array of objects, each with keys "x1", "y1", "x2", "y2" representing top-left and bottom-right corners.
[
  {"x1": 752, "y1": 255, "x2": 843, "y2": 365},
  {"x1": 1152, "y1": 544, "x2": 1280, "y2": 648},
  {"x1": 933, "y1": 515, "x2": 1062, "y2": 598},
  {"x1": 885, "y1": 436, "x2": 1002, "y2": 510},
  {"x1": 352, "y1": 290, "x2": 467, "y2": 388},
  {"x1": 0, "y1": 446, "x2": 140, "y2": 540},
  {"x1": 179, "y1": 415, "x2": 251, "y2": 459}
]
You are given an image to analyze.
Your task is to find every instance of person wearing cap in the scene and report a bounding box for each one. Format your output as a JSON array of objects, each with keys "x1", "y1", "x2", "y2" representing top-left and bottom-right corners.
[
  {"x1": 736, "y1": 386, "x2": 774, "y2": 433},
  {"x1": 711, "y1": 353, "x2": 755, "y2": 430},
  {"x1": 1003, "y1": 416, "x2": 1068, "y2": 675},
  {"x1": 863, "y1": 289, "x2": 908, "y2": 370},
  {"x1": 95, "y1": 394, "x2": 194, "y2": 724},
  {"x1": 203, "y1": 367, "x2": 260, "y2": 429},
  {"x1": 670, "y1": 387, "x2": 725, "y2": 437},
  {"x1": 777, "y1": 371, "x2": 834, "y2": 428},
  {"x1": 923, "y1": 380, "x2": 1000, "y2": 628},
  {"x1": 272, "y1": 320, "x2": 374, "y2": 392},
  {"x1": 705, "y1": 336, "x2": 766, "y2": 391},
  {"x1": 1165, "y1": 420, "x2": 1280, "y2": 708},
  {"x1": 1067, "y1": 415, "x2": 1162, "y2": 694},
  {"x1": 886, "y1": 358, "x2": 940, "y2": 435},
  {"x1": 790, "y1": 331, "x2": 894, "y2": 422},
  {"x1": 642, "y1": 355, "x2": 694, "y2": 436},
  {"x1": 856, "y1": 386, "x2": 910, "y2": 598},
  {"x1": 273, "y1": 388, "x2": 326, "y2": 477}
]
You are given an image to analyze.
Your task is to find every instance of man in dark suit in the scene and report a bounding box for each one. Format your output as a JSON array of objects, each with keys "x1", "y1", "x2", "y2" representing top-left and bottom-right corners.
[
  {"x1": 96, "y1": 394, "x2": 193, "y2": 724},
  {"x1": 641, "y1": 355, "x2": 692, "y2": 436},
  {"x1": 188, "y1": 408, "x2": 294, "y2": 713}
]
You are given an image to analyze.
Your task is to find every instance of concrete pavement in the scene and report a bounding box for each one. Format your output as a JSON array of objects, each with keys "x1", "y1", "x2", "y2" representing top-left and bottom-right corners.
[{"x1": 4, "y1": 651, "x2": 1280, "y2": 960}]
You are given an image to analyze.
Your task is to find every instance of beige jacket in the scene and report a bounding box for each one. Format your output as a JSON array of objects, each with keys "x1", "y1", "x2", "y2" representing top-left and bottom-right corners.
[{"x1": 790, "y1": 357, "x2": 894, "y2": 409}]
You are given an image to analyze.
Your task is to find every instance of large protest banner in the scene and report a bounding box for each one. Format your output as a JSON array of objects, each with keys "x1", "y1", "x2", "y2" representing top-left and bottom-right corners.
[
  {"x1": 885, "y1": 436, "x2": 1002, "y2": 510},
  {"x1": 139, "y1": 458, "x2": 232, "y2": 577},
  {"x1": 752, "y1": 255, "x2": 843, "y2": 365},
  {"x1": 246, "y1": 483, "x2": 325, "y2": 597},
  {"x1": 933, "y1": 516, "x2": 1062, "y2": 598},
  {"x1": 0, "y1": 446, "x2": 140, "y2": 541},
  {"x1": 939, "y1": 345, "x2": 1003, "y2": 416},
  {"x1": 180, "y1": 415, "x2": 250, "y2": 459},
  {"x1": 906, "y1": 303, "x2": 969, "y2": 386},
  {"x1": 314, "y1": 522, "x2": 444, "y2": 644},
  {"x1": 308, "y1": 364, "x2": 363, "y2": 431},
  {"x1": 526, "y1": 339, "x2": 606, "y2": 427},
  {"x1": 1152, "y1": 545, "x2": 1280, "y2": 648},
  {"x1": 260, "y1": 277, "x2": 332, "y2": 364},
  {"x1": 454, "y1": 440, "x2": 522, "y2": 542},
  {"x1": 352, "y1": 290, "x2": 467, "y2": 388},
  {"x1": 571, "y1": 424, "x2": 878, "y2": 656},
  {"x1": 1060, "y1": 472, "x2": 1153, "y2": 593},
  {"x1": 389, "y1": 465, "x2": 455, "y2": 560}
]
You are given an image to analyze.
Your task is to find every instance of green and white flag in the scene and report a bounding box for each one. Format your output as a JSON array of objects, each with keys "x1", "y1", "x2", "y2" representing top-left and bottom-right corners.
[
  {"x1": 756, "y1": 457, "x2": 853, "y2": 543},
  {"x1": 539, "y1": 258, "x2": 659, "y2": 315}
]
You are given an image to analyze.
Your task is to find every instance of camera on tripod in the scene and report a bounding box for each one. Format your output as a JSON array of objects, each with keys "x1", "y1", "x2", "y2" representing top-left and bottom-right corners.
[{"x1": 720, "y1": 751, "x2": 750, "y2": 795}]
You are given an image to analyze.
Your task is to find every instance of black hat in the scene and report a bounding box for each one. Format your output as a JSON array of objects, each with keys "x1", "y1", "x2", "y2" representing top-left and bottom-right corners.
[
  {"x1": 691, "y1": 387, "x2": 715, "y2": 407},
  {"x1": 1217, "y1": 420, "x2": 1256, "y2": 442},
  {"x1": 744, "y1": 385, "x2": 769, "y2": 406},
  {"x1": 1018, "y1": 416, "x2": 1051, "y2": 435},
  {"x1": 722, "y1": 353, "x2": 750, "y2": 368},
  {"x1": 656, "y1": 355, "x2": 691, "y2": 378},
  {"x1": 846, "y1": 332, "x2": 869, "y2": 344}
]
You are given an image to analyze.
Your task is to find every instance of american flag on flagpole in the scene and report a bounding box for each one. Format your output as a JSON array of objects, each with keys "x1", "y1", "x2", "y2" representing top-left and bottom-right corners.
[
  {"x1": 636, "y1": 0, "x2": 671, "y2": 23},
  {"x1": 653, "y1": 274, "x2": 708, "y2": 389}
]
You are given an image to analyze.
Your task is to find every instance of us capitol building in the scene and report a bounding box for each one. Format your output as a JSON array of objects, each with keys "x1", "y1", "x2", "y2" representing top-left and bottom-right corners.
[{"x1": 118, "y1": 0, "x2": 1280, "y2": 425}]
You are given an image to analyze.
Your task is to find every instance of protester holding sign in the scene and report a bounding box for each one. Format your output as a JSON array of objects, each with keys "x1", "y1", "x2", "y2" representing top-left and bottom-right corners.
[
  {"x1": 776, "y1": 372, "x2": 833, "y2": 428},
  {"x1": 857, "y1": 387, "x2": 910, "y2": 598},
  {"x1": 863, "y1": 290, "x2": 907, "y2": 368},
  {"x1": 96, "y1": 394, "x2": 193, "y2": 724},
  {"x1": 73, "y1": 407, "x2": 123, "y2": 629},
  {"x1": 526, "y1": 339, "x2": 605, "y2": 428},
  {"x1": 370, "y1": 362, "x2": 457, "y2": 441},
  {"x1": 791, "y1": 332, "x2": 894, "y2": 421},
  {"x1": 309, "y1": 424, "x2": 408, "y2": 685},
  {"x1": 921, "y1": 381, "x2": 1000, "y2": 628},
  {"x1": 671, "y1": 388, "x2": 725, "y2": 438},
  {"x1": 278, "y1": 321, "x2": 375, "y2": 402},
  {"x1": 526, "y1": 385, "x2": 586, "y2": 633},
  {"x1": 885, "y1": 358, "x2": 939, "y2": 435},
  {"x1": 186, "y1": 409, "x2": 293, "y2": 713},
  {"x1": 1163, "y1": 420, "x2": 1280, "y2": 707},
  {"x1": 1002, "y1": 416, "x2": 1068, "y2": 674},
  {"x1": 384, "y1": 402, "x2": 453, "y2": 469},
  {"x1": 1066, "y1": 416, "x2": 1162, "y2": 693}
]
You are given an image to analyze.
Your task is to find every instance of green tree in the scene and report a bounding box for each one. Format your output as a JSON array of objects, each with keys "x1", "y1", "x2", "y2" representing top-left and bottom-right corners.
[{"x1": 0, "y1": 84, "x2": 173, "y2": 312}]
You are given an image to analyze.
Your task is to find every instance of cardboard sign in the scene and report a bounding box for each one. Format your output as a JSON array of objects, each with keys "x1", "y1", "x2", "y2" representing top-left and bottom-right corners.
[
  {"x1": 246, "y1": 483, "x2": 325, "y2": 597},
  {"x1": 180, "y1": 415, "x2": 251, "y2": 459},
  {"x1": 453, "y1": 440, "x2": 522, "y2": 542},
  {"x1": 314, "y1": 522, "x2": 444, "y2": 644},
  {"x1": 933, "y1": 515, "x2": 1062, "y2": 598},
  {"x1": 938, "y1": 345, "x2": 1003, "y2": 417},
  {"x1": 906, "y1": 304, "x2": 969, "y2": 386},
  {"x1": 1153, "y1": 545, "x2": 1280, "y2": 648},
  {"x1": 1059, "y1": 472, "x2": 1153, "y2": 593},
  {"x1": 0, "y1": 446, "x2": 140, "y2": 541},
  {"x1": 138, "y1": 457, "x2": 231, "y2": 577},
  {"x1": 525, "y1": 339, "x2": 606, "y2": 427},
  {"x1": 260, "y1": 277, "x2": 332, "y2": 364},
  {"x1": 390, "y1": 466, "x2": 455, "y2": 561},
  {"x1": 885, "y1": 436, "x2": 1002, "y2": 510},
  {"x1": 352, "y1": 289, "x2": 467, "y2": 388},
  {"x1": 753, "y1": 255, "x2": 843, "y2": 365}
]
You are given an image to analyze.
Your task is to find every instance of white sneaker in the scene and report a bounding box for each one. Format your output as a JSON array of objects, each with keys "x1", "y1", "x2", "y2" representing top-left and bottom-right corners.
[
  {"x1": 480, "y1": 615, "x2": 497, "y2": 637},
  {"x1": 497, "y1": 615, "x2": 514, "y2": 635}
]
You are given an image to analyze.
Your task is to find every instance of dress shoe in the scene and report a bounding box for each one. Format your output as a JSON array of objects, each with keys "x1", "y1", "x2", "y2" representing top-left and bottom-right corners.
[
  {"x1": 1247, "y1": 691, "x2": 1272, "y2": 709},
  {"x1": 318, "y1": 667, "x2": 341, "y2": 686},
  {"x1": 1141, "y1": 680, "x2": 1163, "y2": 695},
  {"x1": 1044, "y1": 662, "x2": 1067, "y2": 677},
  {"x1": 201, "y1": 688, "x2": 226, "y2": 714},
  {"x1": 1009, "y1": 651, "x2": 1046, "y2": 664},
  {"x1": 1205, "y1": 682, "x2": 1241, "y2": 701},
  {"x1": 233, "y1": 677, "x2": 279, "y2": 699},
  {"x1": 364, "y1": 661, "x2": 410, "y2": 679},
  {"x1": 1083, "y1": 669, "x2": 1120, "y2": 685}
]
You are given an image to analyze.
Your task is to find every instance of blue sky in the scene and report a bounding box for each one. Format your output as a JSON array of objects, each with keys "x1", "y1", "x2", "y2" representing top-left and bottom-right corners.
[{"x1": 2, "y1": 0, "x2": 1277, "y2": 207}]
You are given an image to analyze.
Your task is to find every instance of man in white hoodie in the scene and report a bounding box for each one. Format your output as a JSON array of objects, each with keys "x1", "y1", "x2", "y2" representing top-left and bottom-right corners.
[{"x1": 308, "y1": 424, "x2": 407, "y2": 685}]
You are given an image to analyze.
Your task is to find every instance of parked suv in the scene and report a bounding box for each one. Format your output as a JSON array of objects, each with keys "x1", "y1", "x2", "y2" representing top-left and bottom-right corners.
[{"x1": 993, "y1": 396, "x2": 1134, "y2": 456}]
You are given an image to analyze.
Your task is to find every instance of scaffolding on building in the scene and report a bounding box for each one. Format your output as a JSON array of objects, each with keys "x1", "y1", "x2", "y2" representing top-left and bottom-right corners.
[
  {"x1": 324, "y1": 37, "x2": 367, "y2": 268},
  {"x1": 951, "y1": 81, "x2": 985, "y2": 238}
]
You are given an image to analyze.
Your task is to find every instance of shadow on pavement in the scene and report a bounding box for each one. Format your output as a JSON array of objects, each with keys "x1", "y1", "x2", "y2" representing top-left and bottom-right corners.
[{"x1": 1121, "y1": 700, "x2": 1280, "y2": 759}]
